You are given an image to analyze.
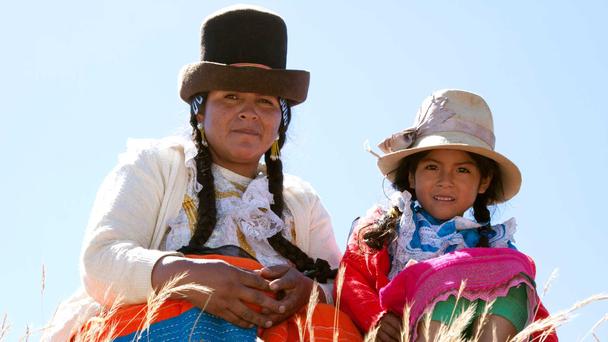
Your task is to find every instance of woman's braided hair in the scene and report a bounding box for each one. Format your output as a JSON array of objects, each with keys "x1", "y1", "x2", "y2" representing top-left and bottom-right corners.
[
  {"x1": 362, "y1": 150, "x2": 503, "y2": 250},
  {"x1": 180, "y1": 94, "x2": 336, "y2": 283}
]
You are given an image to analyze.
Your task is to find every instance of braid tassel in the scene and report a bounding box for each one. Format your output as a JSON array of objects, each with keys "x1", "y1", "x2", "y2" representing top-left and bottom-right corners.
[{"x1": 270, "y1": 140, "x2": 280, "y2": 161}]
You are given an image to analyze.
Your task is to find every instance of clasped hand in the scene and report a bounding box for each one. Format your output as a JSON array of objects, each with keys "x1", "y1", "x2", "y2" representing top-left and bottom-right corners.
[
  {"x1": 153, "y1": 257, "x2": 318, "y2": 330},
  {"x1": 257, "y1": 264, "x2": 323, "y2": 324}
]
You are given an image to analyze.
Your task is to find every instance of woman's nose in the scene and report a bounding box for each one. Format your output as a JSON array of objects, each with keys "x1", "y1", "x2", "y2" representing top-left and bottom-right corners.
[{"x1": 238, "y1": 101, "x2": 259, "y2": 120}]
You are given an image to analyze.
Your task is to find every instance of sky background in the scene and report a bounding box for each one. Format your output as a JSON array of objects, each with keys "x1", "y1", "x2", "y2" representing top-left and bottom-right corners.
[{"x1": 1, "y1": 1, "x2": 607, "y2": 340}]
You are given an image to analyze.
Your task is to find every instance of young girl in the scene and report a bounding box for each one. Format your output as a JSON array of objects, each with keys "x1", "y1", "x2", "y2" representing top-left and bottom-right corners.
[{"x1": 338, "y1": 89, "x2": 557, "y2": 341}]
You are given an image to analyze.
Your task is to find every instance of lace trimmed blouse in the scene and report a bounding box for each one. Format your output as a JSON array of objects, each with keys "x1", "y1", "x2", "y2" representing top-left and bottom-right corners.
[{"x1": 163, "y1": 146, "x2": 297, "y2": 267}]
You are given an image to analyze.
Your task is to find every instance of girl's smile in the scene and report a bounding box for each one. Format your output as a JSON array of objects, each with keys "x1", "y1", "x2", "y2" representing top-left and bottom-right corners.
[{"x1": 409, "y1": 149, "x2": 492, "y2": 221}]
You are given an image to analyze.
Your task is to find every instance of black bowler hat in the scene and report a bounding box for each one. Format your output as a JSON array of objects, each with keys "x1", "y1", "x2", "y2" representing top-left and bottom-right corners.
[{"x1": 179, "y1": 5, "x2": 310, "y2": 105}]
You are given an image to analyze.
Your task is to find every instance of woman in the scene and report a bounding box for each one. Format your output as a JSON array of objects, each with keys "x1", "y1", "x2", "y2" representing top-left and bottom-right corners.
[{"x1": 44, "y1": 5, "x2": 360, "y2": 341}]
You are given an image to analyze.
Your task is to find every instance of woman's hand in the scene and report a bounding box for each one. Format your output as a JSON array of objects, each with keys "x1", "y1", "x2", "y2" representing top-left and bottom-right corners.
[
  {"x1": 152, "y1": 256, "x2": 283, "y2": 329},
  {"x1": 258, "y1": 264, "x2": 325, "y2": 324},
  {"x1": 375, "y1": 312, "x2": 403, "y2": 342}
]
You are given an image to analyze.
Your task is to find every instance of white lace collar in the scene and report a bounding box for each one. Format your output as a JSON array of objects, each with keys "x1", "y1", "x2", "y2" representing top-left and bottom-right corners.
[
  {"x1": 166, "y1": 141, "x2": 288, "y2": 253},
  {"x1": 387, "y1": 190, "x2": 517, "y2": 279}
]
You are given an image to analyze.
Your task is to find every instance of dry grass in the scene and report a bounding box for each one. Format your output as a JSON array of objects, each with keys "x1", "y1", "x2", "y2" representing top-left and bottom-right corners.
[
  {"x1": 14, "y1": 263, "x2": 608, "y2": 341},
  {"x1": 0, "y1": 313, "x2": 10, "y2": 342},
  {"x1": 511, "y1": 293, "x2": 608, "y2": 342},
  {"x1": 333, "y1": 266, "x2": 346, "y2": 341},
  {"x1": 586, "y1": 314, "x2": 608, "y2": 342},
  {"x1": 68, "y1": 272, "x2": 212, "y2": 342},
  {"x1": 19, "y1": 324, "x2": 30, "y2": 342}
]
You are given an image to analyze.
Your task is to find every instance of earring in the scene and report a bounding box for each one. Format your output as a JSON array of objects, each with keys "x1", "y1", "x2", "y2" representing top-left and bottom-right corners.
[
  {"x1": 196, "y1": 122, "x2": 208, "y2": 147},
  {"x1": 270, "y1": 139, "x2": 280, "y2": 161}
]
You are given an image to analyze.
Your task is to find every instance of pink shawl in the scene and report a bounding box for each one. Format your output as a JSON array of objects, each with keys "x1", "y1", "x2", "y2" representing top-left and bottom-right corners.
[{"x1": 379, "y1": 248, "x2": 538, "y2": 333}]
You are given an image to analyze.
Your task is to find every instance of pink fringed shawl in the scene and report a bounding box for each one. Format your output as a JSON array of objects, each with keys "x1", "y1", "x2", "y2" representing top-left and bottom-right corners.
[{"x1": 379, "y1": 248, "x2": 538, "y2": 334}]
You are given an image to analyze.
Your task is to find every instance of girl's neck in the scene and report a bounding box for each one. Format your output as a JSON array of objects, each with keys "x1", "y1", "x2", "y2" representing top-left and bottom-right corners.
[{"x1": 415, "y1": 205, "x2": 449, "y2": 225}]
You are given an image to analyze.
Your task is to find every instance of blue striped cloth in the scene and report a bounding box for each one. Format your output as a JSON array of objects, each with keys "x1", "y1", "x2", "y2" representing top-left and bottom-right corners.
[{"x1": 114, "y1": 307, "x2": 257, "y2": 342}]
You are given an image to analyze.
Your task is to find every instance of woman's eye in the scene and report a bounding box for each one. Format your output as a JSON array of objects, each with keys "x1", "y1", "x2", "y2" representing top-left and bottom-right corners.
[
  {"x1": 258, "y1": 98, "x2": 278, "y2": 106},
  {"x1": 225, "y1": 94, "x2": 238, "y2": 100}
]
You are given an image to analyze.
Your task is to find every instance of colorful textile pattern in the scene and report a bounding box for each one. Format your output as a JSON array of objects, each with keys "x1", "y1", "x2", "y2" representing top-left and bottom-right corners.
[
  {"x1": 78, "y1": 254, "x2": 362, "y2": 342},
  {"x1": 113, "y1": 304, "x2": 257, "y2": 342},
  {"x1": 380, "y1": 248, "x2": 539, "y2": 340},
  {"x1": 388, "y1": 190, "x2": 516, "y2": 279}
]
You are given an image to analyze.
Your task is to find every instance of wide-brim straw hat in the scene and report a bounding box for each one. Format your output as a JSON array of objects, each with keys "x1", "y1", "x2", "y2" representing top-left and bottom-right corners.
[
  {"x1": 377, "y1": 89, "x2": 521, "y2": 203},
  {"x1": 178, "y1": 5, "x2": 309, "y2": 105}
]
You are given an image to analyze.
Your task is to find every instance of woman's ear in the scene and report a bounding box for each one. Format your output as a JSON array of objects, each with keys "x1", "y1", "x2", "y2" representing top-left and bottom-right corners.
[
  {"x1": 196, "y1": 113, "x2": 205, "y2": 124},
  {"x1": 478, "y1": 175, "x2": 492, "y2": 194}
]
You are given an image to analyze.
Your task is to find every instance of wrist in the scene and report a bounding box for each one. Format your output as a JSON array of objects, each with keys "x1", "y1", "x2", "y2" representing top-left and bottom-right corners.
[{"x1": 151, "y1": 255, "x2": 191, "y2": 292}]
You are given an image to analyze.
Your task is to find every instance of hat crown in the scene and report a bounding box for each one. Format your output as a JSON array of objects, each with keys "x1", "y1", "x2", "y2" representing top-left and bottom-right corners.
[
  {"x1": 409, "y1": 89, "x2": 495, "y2": 151},
  {"x1": 200, "y1": 6, "x2": 287, "y2": 69},
  {"x1": 378, "y1": 89, "x2": 497, "y2": 155},
  {"x1": 179, "y1": 5, "x2": 310, "y2": 105},
  {"x1": 413, "y1": 89, "x2": 494, "y2": 143}
]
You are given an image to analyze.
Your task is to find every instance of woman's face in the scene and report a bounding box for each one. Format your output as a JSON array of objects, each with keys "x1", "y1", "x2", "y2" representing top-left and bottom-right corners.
[
  {"x1": 198, "y1": 90, "x2": 281, "y2": 176},
  {"x1": 408, "y1": 149, "x2": 492, "y2": 220}
]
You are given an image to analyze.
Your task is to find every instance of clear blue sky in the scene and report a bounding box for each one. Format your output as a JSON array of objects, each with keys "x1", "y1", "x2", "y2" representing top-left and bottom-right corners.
[{"x1": 1, "y1": 1, "x2": 607, "y2": 340}]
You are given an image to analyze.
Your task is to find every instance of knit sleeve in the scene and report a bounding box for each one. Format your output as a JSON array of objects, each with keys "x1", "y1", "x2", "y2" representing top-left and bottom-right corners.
[
  {"x1": 337, "y1": 216, "x2": 390, "y2": 333},
  {"x1": 80, "y1": 142, "x2": 182, "y2": 307}
]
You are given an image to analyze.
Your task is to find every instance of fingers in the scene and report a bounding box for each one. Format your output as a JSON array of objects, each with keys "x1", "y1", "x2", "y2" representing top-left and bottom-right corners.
[
  {"x1": 268, "y1": 268, "x2": 310, "y2": 292},
  {"x1": 228, "y1": 301, "x2": 273, "y2": 329},
  {"x1": 268, "y1": 275, "x2": 297, "y2": 292},
  {"x1": 376, "y1": 313, "x2": 402, "y2": 342},
  {"x1": 217, "y1": 308, "x2": 256, "y2": 329},
  {"x1": 238, "y1": 286, "x2": 285, "y2": 314},
  {"x1": 382, "y1": 313, "x2": 403, "y2": 334},
  {"x1": 259, "y1": 264, "x2": 291, "y2": 280},
  {"x1": 238, "y1": 269, "x2": 272, "y2": 291},
  {"x1": 376, "y1": 328, "x2": 400, "y2": 342},
  {"x1": 276, "y1": 290, "x2": 299, "y2": 314}
]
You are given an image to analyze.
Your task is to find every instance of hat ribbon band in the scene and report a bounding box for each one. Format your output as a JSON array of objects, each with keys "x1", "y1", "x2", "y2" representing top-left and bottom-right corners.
[{"x1": 378, "y1": 97, "x2": 496, "y2": 154}]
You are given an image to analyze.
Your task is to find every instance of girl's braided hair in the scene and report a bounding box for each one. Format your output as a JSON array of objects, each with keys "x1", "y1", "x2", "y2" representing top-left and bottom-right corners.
[
  {"x1": 362, "y1": 150, "x2": 504, "y2": 250},
  {"x1": 179, "y1": 94, "x2": 336, "y2": 283}
]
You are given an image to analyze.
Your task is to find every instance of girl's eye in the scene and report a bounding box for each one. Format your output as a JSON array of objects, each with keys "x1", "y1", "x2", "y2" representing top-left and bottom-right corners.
[
  {"x1": 457, "y1": 167, "x2": 471, "y2": 173},
  {"x1": 423, "y1": 164, "x2": 438, "y2": 171},
  {"x1": 225, "y1": 94, "x2": 238, "y2": 100}
]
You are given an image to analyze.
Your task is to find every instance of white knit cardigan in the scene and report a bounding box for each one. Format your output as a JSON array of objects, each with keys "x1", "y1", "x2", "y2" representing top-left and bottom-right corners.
[{"x1": 43, "y1": 137, "x2": 341, "y2": 341}]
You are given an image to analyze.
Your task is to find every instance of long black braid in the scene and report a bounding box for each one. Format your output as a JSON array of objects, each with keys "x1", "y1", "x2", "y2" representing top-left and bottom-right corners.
[
  {"x1": 469, "y1": 154, "x2": 503, "y2": 247},
  {"x1": 473, "y1": 194, "x2": 492, "y2": 247},
  {"x1": 362, "y1": 151, "x2": 503, "y2": 250},
  {"x1": 180, "y1": 95, "x2": 336, "y2": 283},
  {"x1": 179, "y1": 95, "x2": 218, "y2": 253}
]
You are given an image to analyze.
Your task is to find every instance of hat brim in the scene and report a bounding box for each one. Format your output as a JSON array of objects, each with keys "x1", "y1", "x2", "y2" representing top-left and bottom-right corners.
[
  {"x1": 377, "y1": 143, "x2": 522, "y2": 203},
  {"x1": 179, "y1": 62, "x2": 310, "y2": 105}
]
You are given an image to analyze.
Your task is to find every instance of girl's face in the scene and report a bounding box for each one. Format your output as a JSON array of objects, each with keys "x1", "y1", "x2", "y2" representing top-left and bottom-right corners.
[
  {"x1": 408, "y1": 149, "x2": 492, "y2": 221},
  {"x1": 198, "y1": 90, "x2": 281, "y2": 176}
]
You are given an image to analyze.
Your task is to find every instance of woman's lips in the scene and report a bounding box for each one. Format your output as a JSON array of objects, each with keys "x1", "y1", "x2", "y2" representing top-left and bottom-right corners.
[{"x1": 232, "y1": 128, "x2": 260, "y2": 136}]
